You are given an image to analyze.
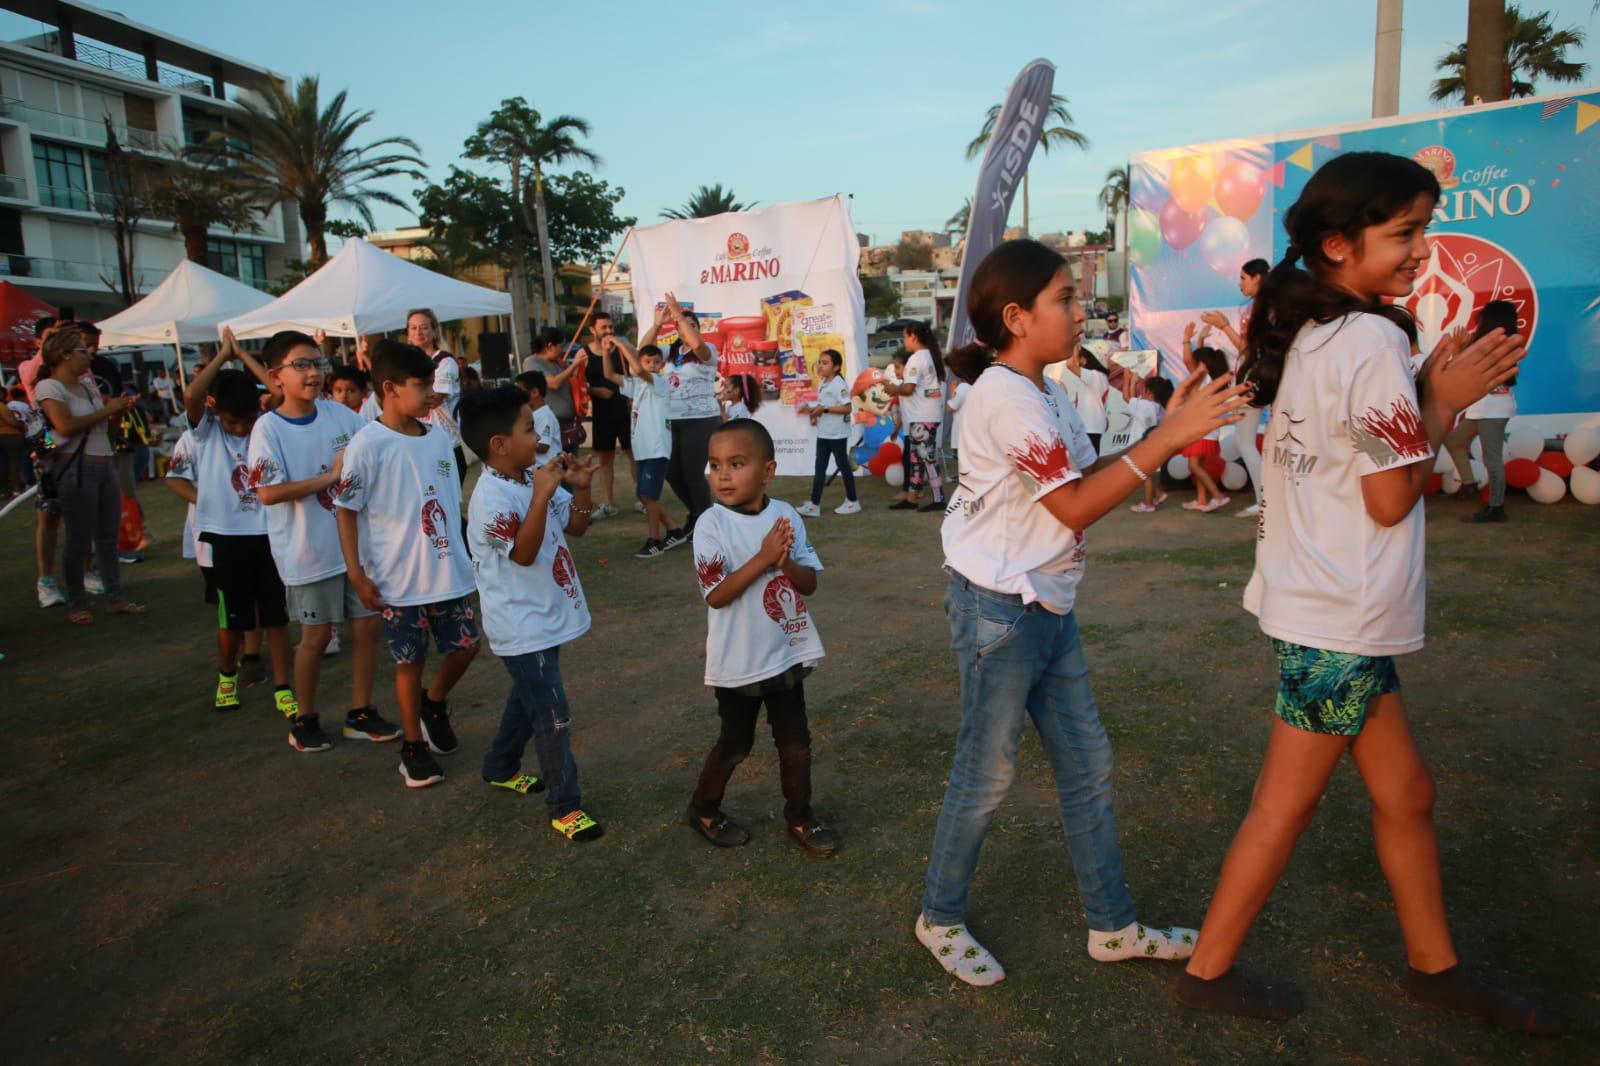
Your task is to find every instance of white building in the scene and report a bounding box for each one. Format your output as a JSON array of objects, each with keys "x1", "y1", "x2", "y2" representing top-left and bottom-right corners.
[
  {"x1": 882, "y1": 266, "x2": 961, "y2": 331},
  {"x1": 0, "y1": 0, "x2": 301, "y2": 318}
]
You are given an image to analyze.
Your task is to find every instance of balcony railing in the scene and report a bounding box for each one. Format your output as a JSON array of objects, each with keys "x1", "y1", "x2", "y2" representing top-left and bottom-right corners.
[
  {"x1": 22, "y1": 35, "x2": 214, "y2": 96},
  {"x1": 0, "y1": 254, "x2": 167, "y2": 289},
  {"x1": 0, "y1": 98, "x2": 173, "y2": 151},
  {"x1": 0, "y1": 174, "x2": 26, "y2": 199},
  {"x1": 36, "y1": 184, "x2": 113, "y2": 213}
]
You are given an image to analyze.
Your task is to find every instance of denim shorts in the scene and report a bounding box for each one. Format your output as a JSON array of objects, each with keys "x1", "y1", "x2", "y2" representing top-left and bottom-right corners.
[
  {"x1": 380, "y1": 595, "x2": 481, "y2": 665},
  {"x1": 635, "y1": 456, "x2": 668, "y2": 500},
  {"x1": 1271, "y1": 638, "x2": 1401, "y2": 736}
]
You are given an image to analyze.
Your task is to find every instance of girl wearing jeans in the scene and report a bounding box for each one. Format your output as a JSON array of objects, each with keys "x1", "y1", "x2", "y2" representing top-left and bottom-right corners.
[
  {"x1": 797, "y1": 349, "x2": 858, "y2": 517},
  {"x1": 33, "y1": 325, "x2": 147, "y2": 623},
  {"x1": 919, "y1": 239, "x2": 1249, "y2": 986}
]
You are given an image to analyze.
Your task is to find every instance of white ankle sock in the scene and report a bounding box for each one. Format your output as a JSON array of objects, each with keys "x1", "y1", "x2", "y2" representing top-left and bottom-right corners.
[
  {"x1": 1087, "y1": 920, "x2": 1197, "y2": 962},
  {"x1": 915, "y1": 915, "x2": 1006, "y2": 987}
]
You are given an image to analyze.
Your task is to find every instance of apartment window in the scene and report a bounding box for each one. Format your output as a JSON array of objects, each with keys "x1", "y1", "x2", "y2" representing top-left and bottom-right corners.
[
  {"x1": 0, "y1": 207, "x2": 23, "y2": 253},
  {"x1": 33, "y1": 140, "x2": 89, "y2": 209},
  {"x1": 239, "y1": 243, "x2": 267, "y2": 288},
  {"x1": 205, "y1": 238, "x2": 268, "y2": 288},
  {"x1": 205, "y1": 237, "x2": 238, "y2": 278}
]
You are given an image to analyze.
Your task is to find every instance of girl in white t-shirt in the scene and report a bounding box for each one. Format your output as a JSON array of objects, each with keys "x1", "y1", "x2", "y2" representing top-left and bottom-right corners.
[
  {"x1": 1442, "y1": 301, "x2": 1520, "y2": 523},
  {"x1": 1178, "y1": 333, "x2": 1232, "y2": 512},
  {"x1": 797, "y1": 349, "x2": 859, "y2": 516},
  {"x1": 1060, "y1": 345, "x2": 1111, "y2": 452},
  {"x1": 717, "y1": 373, "x2": 760, "y2": 422},
  {"x1": 1126, "y1": 374, "x2": 1173, "y2": 513},
  {"x1": 1178, "y1": 151, "x2": 1551, "y2": 1033},
  {"x1": 920, "y1": 238, "x2": 1249, "y2": 988},
  {"x1": 882, "y1": 323, "x2": 945, "y2": 511}
]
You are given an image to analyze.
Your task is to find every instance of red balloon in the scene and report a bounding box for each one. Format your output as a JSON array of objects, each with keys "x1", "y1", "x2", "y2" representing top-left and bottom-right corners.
[
  {"x1": 1425, "y1": 473, "x2": 1443, "y2": 495},
  {"x1": 1215, "y1": 160, "x2": 1266, "y2": 221},
  {"x1": 1202, "y1": 456, "x2": 1225, "y2": 483},
  {"x1": 866, "y1": 440, "x2": 902, "y2": 477},
  {"x1": 1159, "y1": 197, "x2": 1208, "y2": 251},
  {"x1": 1538, "y1": 450, "x2": 1574, "y2": 479},
  {"x1": 1504, "y1": 457, "x2": 1540, "y2": 489}
]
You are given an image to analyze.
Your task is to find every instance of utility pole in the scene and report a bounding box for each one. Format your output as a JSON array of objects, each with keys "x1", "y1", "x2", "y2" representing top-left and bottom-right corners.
[
  {"x1": 1464, "y1": 0, "x2": 1507, "y2": 105},
  {"x1": 1372, "y1": 0, "x2": 1403, "y2": 118}
]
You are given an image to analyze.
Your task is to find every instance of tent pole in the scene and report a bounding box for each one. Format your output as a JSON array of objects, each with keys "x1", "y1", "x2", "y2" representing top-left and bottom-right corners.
[
  {"x1": 174, "y1": 338, "x2": 187, "y2": 394},
  {"x1": 565, "y1": 226, "x2": 634, "y2": 358}
]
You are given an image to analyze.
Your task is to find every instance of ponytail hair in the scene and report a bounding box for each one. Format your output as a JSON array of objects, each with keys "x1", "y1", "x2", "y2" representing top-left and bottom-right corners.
[
  {"x1": 1242, "y1": 151, "x2": 1439, "y2": 407},
  {"x1": 944, "y1": 342, "x2": 992, "y2": 385},
  {"x1": 731, "y1": 372, "x2": 762, "y2": 413},
  {"x1": 905, "y1": 321, "x2": 946, "y2": 382},
  {"x1": 1191, "y1": 345, "x2": 1230, "y2": 381},
  {"x1": 1077, "y1": 346, "x2": 1109, "y2": 374}
]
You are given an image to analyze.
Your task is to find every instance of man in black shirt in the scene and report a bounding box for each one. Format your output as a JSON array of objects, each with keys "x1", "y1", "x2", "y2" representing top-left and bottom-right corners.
[{"x1": 582, "y1": 312, "x2": 635, "y2": 519}]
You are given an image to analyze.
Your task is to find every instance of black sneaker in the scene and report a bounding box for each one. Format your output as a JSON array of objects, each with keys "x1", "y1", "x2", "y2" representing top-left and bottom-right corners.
[
  {"x1": 344, "y1": 706, "x2": 402, "y2": 742},
  {"x1": 287, "y1": 713, "x2": 333, "y2": 753},
  {"x1": 399, "y1": 740, "x2": 444, "y2": 788},
  {"x1": 663, "y1": 528, "x2": 690, "y2": 550},
  {"x1": 888, "y1": 500, "x2": 918, "y2": 510},
  {"x1": 788, "y1": 820, "x2": 840, "y2": 858},
  {"x1": 1462, "y1": 504, "x2": 1508, "y2": 524},
  {"x1": 635, "y1": 538, "x2": 666, "y2": 559},
  {"x1": 238, "y1": 654, "x2": 268, "y2": 688},
  {"x1": 686, "y1": 803, "x2": 750, "y2": 847},
  {"x1": 918, "y1": 499, "x2": 945, "y2": 513},
  {"x1": 420, "y1": 695, "x2": 458, "y2": 755}
]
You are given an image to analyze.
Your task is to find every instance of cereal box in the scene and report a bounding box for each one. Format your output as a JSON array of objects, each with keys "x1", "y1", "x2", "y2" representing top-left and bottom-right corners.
[
  {"x1": 761, "y1": 290, "x2": 812, "y2": 343},
  {"x1": 792, "y1": 303, "x2": 845, "y2": 388}
]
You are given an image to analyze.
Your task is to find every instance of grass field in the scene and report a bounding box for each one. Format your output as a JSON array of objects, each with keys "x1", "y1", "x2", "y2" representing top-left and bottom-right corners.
[{"x1": 1, "y1": 470, "x2": 1594, "y2": 1064}]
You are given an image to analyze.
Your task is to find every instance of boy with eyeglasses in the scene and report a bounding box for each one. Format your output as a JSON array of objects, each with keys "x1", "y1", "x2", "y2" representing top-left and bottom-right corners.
[{"x1": 248, "y1": 330, "x2": 399, "y2": 753}]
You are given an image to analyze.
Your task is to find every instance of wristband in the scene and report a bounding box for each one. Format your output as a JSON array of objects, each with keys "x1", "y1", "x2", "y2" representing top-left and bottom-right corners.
[{"x1": 1120, "y1": 454, "x2": 1149, "y2": 482}]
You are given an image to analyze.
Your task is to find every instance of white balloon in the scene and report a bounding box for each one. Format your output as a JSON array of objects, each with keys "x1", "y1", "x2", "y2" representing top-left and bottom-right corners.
[
  {"x1": 1434, "y1": 450, "x2": 1458, "y2": 474},
  {"x1": 1528, "y1": 468, "x2": 1566, "y2": 504},
  {"x1": 1504, "y1": 422, "x2": 1544, "y2": 462},
  {"x1": 884, "y1": 464, "x2": 905, "y2": 488},
  {"x1": 1570, "y1": 465, "x2": 1600, "y2": 505},
  {"x1": 1470, "y1": 459, "x2": 1487, "y2": 487},
  {"x1": 1167, "y1": 455, "x2": 1190, "y2": 480},
  {"x1": 1441, "y1": 467, "x2": 1462, "y2": 495},
  {"x1": 1221, "y1": 460, "x2": 1249, "y2": 491},
  {"x1": 1219, "y1": 427, "x2": 1241, "y2": 462},
  {"x1": 1564, "y1": 427, "x2": 1600, "y2": 467}
]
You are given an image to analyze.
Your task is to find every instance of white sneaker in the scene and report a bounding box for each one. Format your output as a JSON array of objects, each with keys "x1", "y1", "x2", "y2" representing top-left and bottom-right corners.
[
  {"x1": 325, "y1": 630, "x2": 342, "y2": 656},
  {"x1": 834, "y1": 499, "x2": 861, "y2": 515},
  {"x1": 1238, "y1": 503, "x2": 1261, "y2": 517},
  {"x1": 37, "y1": 577, "x2": 65, "y2": 608},
  {"x1": 84, "y1": 571, "x2": 107, "y2": 595},
  {"x1": 796, "y1": 501, "x2": 822, "y2": 517},
  {"x1": 633, "y1": 501, "x2": 645, "y2": 513}
]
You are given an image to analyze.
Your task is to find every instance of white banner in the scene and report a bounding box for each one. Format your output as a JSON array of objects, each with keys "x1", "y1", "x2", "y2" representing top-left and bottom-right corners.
[{"x1": 626, "y1": 195, "x2": 867, "y2": 476}]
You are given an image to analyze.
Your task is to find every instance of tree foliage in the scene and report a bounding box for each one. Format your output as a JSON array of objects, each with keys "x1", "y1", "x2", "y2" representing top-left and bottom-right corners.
[
  {"x1": 662, "y1": 184, "x2": 755, "y2": 219},
  {"x1": 1431, "y1": 4, "x2": 1588, "y2": 103}
]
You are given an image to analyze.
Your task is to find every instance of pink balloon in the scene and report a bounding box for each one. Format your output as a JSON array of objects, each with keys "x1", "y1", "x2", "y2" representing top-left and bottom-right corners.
[
  {"x1": 1159, "y1": 197, "x2": 1208, "y2": 251},
  {"x1": 1215, "y1": 161, "x2": 1266, "y2": 221}
]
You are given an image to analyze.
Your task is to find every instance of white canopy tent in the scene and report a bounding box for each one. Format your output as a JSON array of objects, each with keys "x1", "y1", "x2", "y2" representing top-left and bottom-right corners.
[
  {"x1": 95, "y1": 259, "x2": 275, "y2": 388},
  {"x1": 223, "y1": 238, "x2": 512, "y2": 340}
]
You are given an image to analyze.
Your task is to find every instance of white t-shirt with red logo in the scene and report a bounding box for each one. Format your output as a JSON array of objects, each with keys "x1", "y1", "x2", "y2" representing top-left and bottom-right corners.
[
  {"x1": 1464, "y1": 382, "x2": 1516, "y2": 421},
  {"x1": 942, "y1": 365, "x2": 1098, "y2": 613},
  {"x1": 901, "y1": 350, "x2": 945, "y2": 424},
  {"x1": 813, "y1": 375, "x2": 850, "y2": 440},
  {"x1": 692, "y1": 498, "x2": 825, "y2": 688},
  {"x1": 247, "y1": 400, "x2": 366, "y2": 587},
  {"x1": 622, "y1": 374, "x2": 671, "y2": 461},
  {"x1": 334, "y1": 419, "x2": 473, "y2": 607},
  {"x1": 1065, "y1": 366, "x2": 1110, "y2": 434},
  {"x1": 1243, "y1": 314, "x2": 1432, "y2": 656},
  {"x1": 188, "y1": 411, "x2": 268, "y2": 536},
  {"x1": 666, "y1": 344, "x2": 720, "y2": 421},
  {"x1": 531, "y1": 404, "x2": 562, "y2": 467},
  {"x1": 468, "y1": 470, "x2": 590, "y2": 656},
  {"x1": 165, "y1": 429, "x2": 209, "y2": 566}
]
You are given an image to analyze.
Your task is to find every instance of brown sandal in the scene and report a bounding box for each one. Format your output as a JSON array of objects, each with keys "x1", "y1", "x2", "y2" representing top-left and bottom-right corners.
[
  {"x1": 67, "y1": 607, "x2": 93, "y2": 625},
  {"x1": 106, "y1": 601, "x2": 149, "y2": 616}
]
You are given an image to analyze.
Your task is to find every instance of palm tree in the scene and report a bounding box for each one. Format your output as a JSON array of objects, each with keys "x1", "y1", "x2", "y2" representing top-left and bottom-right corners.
[
  {"x1": 965, "y1": 93, "x2": 1089, "y2": 236},
  {"x1": 221, "y1": 76, "x2": 424, "y2": 266},
  {"x1": 466, "y1": 98, "x2": 600, "y2": 335},
  {"x1": 143, "y1": 146, "x2": 263, "y2": 264},
  {"x1": 1431, "y1": 4, "x2": 1588, "y2": 104},
  {"x1": 945, "y1": 198, "x2": 971, "y2": 237},
  {"x1": 661, "y1": 184, "x2": 755, "y2": 219},
  {"x1": 1097, "y1": 165, "x2": 1129, "y2": 244}
]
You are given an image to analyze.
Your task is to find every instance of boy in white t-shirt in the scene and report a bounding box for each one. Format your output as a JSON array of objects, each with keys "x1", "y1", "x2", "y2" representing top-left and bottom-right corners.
[
  {"x1": 251, "y1": 330, "x2": 400, "y2": 754},
  {"x1": 601, "y1": 340, "x2": 685, "y2": 558},
  {"x1": 336, "y1": 341, "x2": 481, "y2": 790},
  {"x1": 328, "y1": 364, "x2": 370, "y2": 416},
  {"x1": 687, "y1": 418, "x2": 837, "y2": 858},
  {"x1": 182, "y1": 334, "x2": 298, "y2": 717},
  {"x1": 1127, "y1": 376, "x2": 1174, "y2": 513},
  {"x1": 164, "y1": 427, "x2": 267, "y2": 686},
  {"x1": 797, "y1": 348, "x2": 859, "y2": 517},
  {"x1": 511, "y1": 370, "x2": 562, "y2": 468},
  {"x1": 461, "y1": 387, "x2": 606, "y2": 843}
]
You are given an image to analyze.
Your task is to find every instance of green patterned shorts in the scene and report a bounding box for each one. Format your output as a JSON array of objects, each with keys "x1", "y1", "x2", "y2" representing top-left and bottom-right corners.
[{"x1": 1270, "y1": 639, "x2": 1401, "y2": 736}]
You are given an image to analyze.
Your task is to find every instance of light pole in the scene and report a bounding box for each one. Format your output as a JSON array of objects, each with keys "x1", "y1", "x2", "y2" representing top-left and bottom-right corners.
[{"x1": 1372, "y1": 0, "x2": 1403, "y2": 118}]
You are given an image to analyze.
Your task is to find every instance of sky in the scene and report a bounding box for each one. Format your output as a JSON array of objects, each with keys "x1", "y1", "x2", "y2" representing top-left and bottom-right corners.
[{"x1": 8, "y1": 0, "x2": 1596, "y2": 258}]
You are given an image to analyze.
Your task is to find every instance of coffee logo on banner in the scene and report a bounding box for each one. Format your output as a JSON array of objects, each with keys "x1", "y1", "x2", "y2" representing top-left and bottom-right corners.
[
  {"x1": 701, "y1": 232, "x2": 780, "y2": 285},
  {"x1": 1416, "y1": 146, "x2": 1534, "y2": 223}
]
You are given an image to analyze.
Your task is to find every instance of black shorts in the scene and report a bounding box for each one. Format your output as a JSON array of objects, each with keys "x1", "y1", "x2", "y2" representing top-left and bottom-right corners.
[
  {"x1": 200, "y1": 564, "x2": 218, "y2": 605},
  {"x1": 203, "y1": 533, "x2": 288, "y2": 631},
  {"x1": 591, "y1": 402, "x2": 631, "y2": 452}
]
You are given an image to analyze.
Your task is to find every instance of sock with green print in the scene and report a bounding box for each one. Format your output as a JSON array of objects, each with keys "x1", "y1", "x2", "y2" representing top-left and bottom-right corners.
[
  {"x1": 915, "y1": 915, "x2": 1006, "y2": 987},
  {"x1": 1087, "y1": 920, "x2": 1198, "y2": 962}
]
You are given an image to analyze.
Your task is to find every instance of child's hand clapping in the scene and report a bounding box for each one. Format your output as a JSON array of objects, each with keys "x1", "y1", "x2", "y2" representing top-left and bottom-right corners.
[
  {"x1": 759, "y1": 517, "x2": 793, "y2": 568},
  {"x1": 532, "y1": 455, "x2": 566, "y2": 498},
  {"x1": 560, "y1": 453, "x2": 601, "y2": 490},
  {"x1": 1420, "y1": 328, "x2": 1525, "y2": 416}
]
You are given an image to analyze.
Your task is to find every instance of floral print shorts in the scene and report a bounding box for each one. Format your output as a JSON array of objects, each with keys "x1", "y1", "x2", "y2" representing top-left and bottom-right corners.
[
  {"x1": 381, "y1": 595, "x2": 481, "y2": 665},
  {"x1": 1270, "y1": 638, "x2": 1400, "y2": 736}
]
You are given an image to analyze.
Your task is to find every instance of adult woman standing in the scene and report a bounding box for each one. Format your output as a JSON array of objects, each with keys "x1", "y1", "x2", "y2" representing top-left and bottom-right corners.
[
  {"x1": 524, "y1": 331, "x2": 587, "y2": 452},
  {"x1": 33, "y1": 325, "x2": 146, "y2": 623},
  {"x1": 407, "y1": 308, "x2": 467, "y2": 482},
  {"x1": 881, "y1": 322, "x2": 947, "y2": 512},
  {"x1": 1203, "y1": 258, "x2": 1270, "y2": 516},
  {"x1": 640, "y1": 294, "x2": 718, "y2": 536}
]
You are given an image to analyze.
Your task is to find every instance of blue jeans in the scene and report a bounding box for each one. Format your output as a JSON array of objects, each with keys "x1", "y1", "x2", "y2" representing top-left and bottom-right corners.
[
  {"x1": 483, "y1": 647, "x2": 582, "y2": 817},
  {"x1": 810, "y1": 437, "x2": 855, "y2": 505},
  {"x1": 921, "y1": 573, "x2": 1138, "y2": 931}
]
